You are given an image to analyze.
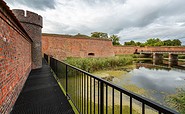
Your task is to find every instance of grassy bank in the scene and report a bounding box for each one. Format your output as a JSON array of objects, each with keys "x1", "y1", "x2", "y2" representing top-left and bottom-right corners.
[
  {"x1": 166, "y1": 89, "x2": 185, "y2": 113},
  {"x1": 65, "y1": 55, "x2": 134, "y2": 72}
]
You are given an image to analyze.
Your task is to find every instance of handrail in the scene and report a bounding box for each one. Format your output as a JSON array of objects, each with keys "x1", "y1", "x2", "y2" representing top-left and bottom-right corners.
[
  {"x1": 138, "y1": 51, "x2": 185, "y2": 54},
  {"x1": 44, "y1": 53, "x2": 178, "y2": 114}
]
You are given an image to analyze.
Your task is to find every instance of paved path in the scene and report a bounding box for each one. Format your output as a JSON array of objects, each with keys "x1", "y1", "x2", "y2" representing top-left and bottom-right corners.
[{"x1": 11, "y1": 60, "x2": 74, "y2": 114}]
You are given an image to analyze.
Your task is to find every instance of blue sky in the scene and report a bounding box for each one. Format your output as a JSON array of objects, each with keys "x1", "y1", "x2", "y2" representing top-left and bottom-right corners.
[{"x1": 4, "y1": 0, "x2": 185, "y2": 44}]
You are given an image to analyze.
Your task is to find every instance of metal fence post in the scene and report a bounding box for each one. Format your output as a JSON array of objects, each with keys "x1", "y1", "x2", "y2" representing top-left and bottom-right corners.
[
  {"x1": 50, "y1": 57, "x2": 52, "y2": 69},
  {"x1": 56, "y1": 60, "x2": 58, "y2": 76},
  {"x1": 66, "y1": 65, "x2": 68, "y2": 96},
  {"x1": 100, "y1": 81, "x2": 104, "y2": 114}
]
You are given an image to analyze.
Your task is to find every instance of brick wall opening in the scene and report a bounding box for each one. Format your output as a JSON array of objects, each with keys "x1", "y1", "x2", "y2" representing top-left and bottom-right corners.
[{"x1": 88, "y1": 53, "x2": 95, "y2": 56}]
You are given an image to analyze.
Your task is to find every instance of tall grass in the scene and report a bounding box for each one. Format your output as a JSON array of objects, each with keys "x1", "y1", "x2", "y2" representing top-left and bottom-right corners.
[
  {"x1": 166, "y1": 89, "x2": 185, "y2": 113},
  {"x1": 65, "y1": 55, "x2": 134, "y2": 72}
]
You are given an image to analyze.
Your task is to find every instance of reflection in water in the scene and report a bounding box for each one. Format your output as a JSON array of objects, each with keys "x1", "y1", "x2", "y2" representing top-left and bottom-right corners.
[
  {"x1": 122, "y1": 60, "x2": 185, "y2": 105},
  {"x1": 128, "y1": 67, "x2": 185, "y2": 104},
  {"x1": 94, "y1": 59, "x2": 185, "y2": 112}
]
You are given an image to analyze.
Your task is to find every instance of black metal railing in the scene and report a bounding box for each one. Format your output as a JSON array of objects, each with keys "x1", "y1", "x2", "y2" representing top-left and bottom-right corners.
[
  {"x1": 44, "y1": 53, "x2": 48, "y2": 63},
  {"x1": 44, "y1": 54, "x2": 178, "y2": 114}
]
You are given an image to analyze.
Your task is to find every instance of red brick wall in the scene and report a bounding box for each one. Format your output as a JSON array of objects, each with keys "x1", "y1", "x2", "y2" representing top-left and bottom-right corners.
[
  {"x1": 42, "y1": 34, "x2": 185, "y2": 59},
  {"x1": 113, "y1": 46, "x2": 139, "y2": 55},
  {"x1": 0, "y1": 3, "x2": 32, "y2": 114},
  {"x1": 42, "y1": 34, "x2": 115, "y2": 60},
  {"x1": 113, "y1": 46, "x2": 185, "y2": 55}
]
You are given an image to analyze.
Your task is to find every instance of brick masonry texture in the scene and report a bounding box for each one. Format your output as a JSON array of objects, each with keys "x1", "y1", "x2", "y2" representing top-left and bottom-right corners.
[
  {"x1": 0, "y1": 3, "x2": 32, "y2": 114},
  {"x1": 114, "y1": 46, "x2": 185, "y2": 55},
  {"x1": 113, "y1": 46, "x2": 138, "y2": 55},
  {"x1": 42, "y1": 34, "x2": 185, "y2": 59},
  {"x1": 12, "y1": 9, "x2": 43, "y2": 69},
  {"x1": 42, "y1": 34, "x2": 115, "y2": 60}
]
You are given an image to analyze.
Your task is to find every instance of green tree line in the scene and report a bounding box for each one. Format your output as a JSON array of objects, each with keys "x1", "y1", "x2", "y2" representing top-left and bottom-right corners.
[
  {"x1": 124, "y1": 38, "x2": 182, "y2": 46},
  {"x1": 77, "y1": 32, "x2": 182, "y2": 46}
]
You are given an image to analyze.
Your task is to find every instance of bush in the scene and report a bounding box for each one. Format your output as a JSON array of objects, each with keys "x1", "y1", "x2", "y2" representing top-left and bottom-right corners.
[
  {"x1": 178, "y1": 55, "x2": 185, "y2": 59},
  {"x1": 65, "y1": 56, "x2": 134, "y2": 72}
]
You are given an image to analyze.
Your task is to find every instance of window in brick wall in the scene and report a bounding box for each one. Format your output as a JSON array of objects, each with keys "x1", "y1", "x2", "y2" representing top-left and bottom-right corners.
[{"x1": 88, "y1": 53, "x2": 95, "y2": 56}]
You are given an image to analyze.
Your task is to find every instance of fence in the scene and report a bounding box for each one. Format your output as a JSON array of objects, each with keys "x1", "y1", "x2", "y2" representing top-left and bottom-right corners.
[{"x1": 44, "y1": 54, "x2": 178, "y2": 114}]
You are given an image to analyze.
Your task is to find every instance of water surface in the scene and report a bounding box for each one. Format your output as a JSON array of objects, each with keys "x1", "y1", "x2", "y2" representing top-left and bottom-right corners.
[{"x1": 94, "y1": 60, "x2": 185, "y2": 108}]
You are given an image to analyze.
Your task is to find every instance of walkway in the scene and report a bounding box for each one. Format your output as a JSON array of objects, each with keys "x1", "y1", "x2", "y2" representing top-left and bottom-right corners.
[{"x1": 11, "y1": 60, "x2": 74, "y2": 114}]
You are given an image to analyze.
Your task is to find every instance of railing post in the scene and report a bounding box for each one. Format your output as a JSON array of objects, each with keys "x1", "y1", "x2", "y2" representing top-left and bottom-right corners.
[
  {"x1": 50, "y1": 57, "x2": 52, "y2": 69},
  {"x1": 100, "y1": 81, "x2": 104, "y2": 114},
  {"x1": 66, "y1": 65, "x2": 68, "y2": 96},
  {"x1": 55, "y1": 60, "x2": 58, "y2": 77},
  {"x1": 55, "y1": 59, "x2": 57, "y2": 73}
]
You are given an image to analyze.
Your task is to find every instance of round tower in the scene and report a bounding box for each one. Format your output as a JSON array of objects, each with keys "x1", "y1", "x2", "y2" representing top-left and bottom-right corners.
[{"x1": 12, "y1": 9, "x2": 43, "y2": 69}]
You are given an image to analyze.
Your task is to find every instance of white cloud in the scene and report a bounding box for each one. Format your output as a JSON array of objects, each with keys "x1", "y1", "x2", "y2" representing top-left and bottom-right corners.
[{"x1": 4, "y1": 0, "x2": 185, "y2": 44}]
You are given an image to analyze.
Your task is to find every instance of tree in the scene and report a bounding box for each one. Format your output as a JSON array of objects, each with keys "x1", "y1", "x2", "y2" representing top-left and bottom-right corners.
[
  {"x1": 123, "y1": 38, "x2": 182, "y2": 46},
  {"x1": 154, "y1": 41, "x2": 164, "y2": 46},
  {"x1": 110, "y1": 35, "x2": 121, "y2": 45},
  {"x1": 91, "y1": 32, "x2": 108, "y2": 38},
  {"x1": 124, "y1": 40, "x2": 136, "y2": 46},
  {"x1": 163, "y1": 39, "x2": 173, "y2": 46},
  {"x1": 145, "y1": 38, "x2": 161, "y2": 46},
  {"x1": 136, "y1": 42, "x2": 141, "y2": 46},
  {"x1": 163, "y1": 39, "x2": 181, "y2": 46},
  {"x1": 172, "y1": 39, "x2": 181, "y2": 46}
]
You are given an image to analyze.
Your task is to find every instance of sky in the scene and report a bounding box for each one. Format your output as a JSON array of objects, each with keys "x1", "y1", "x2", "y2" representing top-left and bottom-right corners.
[{"x1": 4, "y1": 0, "x2": 185, "y2": 44}]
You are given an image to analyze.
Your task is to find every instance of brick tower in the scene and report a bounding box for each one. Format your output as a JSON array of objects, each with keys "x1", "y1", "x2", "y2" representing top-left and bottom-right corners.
[{"x1": 12, "y1": 9, "x2": 43, "y2": 69}]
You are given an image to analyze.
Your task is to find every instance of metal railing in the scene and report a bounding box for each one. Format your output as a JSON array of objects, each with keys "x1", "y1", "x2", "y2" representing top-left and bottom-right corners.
[
  {"x1": 44, "y1": 54, "x2": 48, "y2": 63},
  {"x1": 44, "y1": 54, "x2": 178, "y2": 114},
  {"x1": 138, "y1": 51, "x2": 185, "y2": 54}
]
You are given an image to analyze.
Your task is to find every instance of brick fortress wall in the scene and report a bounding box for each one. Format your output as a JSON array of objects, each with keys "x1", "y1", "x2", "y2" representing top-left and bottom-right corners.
[
  {"x1": 42, "y1": 34, "x2": 185, "y2": 58},
  {"x1": 0, "y1": 1, "x2": 32, "y2": 114},
  {"x1": 42, "y1": 34, "x2": 115, "y2": 60},
  {"x1": 12, "y1": 9, "x2": 43, "y2": 69},
  {"x1": 114, "y1": 46, "x2": 185, "y2": 55},
  {"x1": 113, "y1": 46, "x2": 138, "y2": 55}
]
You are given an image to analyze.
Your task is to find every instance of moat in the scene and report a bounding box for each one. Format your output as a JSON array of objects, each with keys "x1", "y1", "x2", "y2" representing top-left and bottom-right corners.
[{"x1": 93, "y1": 59, "x2": 185, "y2": 112}]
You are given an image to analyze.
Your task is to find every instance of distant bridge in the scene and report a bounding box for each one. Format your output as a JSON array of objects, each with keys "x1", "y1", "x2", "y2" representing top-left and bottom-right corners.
[
  {"x1": 137, "y1": 51, "x2": 185, "y2": 66},
  {"x1": 138, "y1": 51, "x2": 185, "y2": 55}
]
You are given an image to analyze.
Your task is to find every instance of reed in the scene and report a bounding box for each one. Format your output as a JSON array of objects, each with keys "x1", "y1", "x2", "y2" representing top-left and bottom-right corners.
[{"x1": 65, "y1": 55, "x2": 134, "y2": 72}]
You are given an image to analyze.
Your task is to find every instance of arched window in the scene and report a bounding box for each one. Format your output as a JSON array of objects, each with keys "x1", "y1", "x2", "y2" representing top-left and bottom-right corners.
[{"x1": 88, "y1": 53, "x2": 95, "y2": 56}]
